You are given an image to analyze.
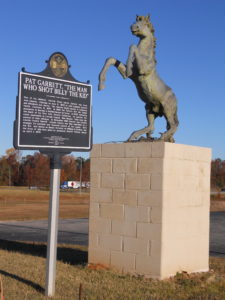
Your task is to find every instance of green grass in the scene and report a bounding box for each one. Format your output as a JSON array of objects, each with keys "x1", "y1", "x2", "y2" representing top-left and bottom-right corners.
[{"x1": 0, "y1": 240, "x2": 225, "y2": 299}]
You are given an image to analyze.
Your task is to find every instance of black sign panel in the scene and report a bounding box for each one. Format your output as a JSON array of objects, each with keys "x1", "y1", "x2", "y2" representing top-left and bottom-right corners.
[{"x1": 14, "y1": 72, "x2": 92, "y2": 151}]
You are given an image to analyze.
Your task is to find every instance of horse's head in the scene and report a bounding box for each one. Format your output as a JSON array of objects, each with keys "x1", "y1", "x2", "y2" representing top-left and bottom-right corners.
[{"x1": 131, "y1": 15, "x2": 154, "y2": 38}]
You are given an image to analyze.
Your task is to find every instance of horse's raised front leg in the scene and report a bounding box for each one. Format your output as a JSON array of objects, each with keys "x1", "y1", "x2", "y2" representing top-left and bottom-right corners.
[{"x1": 98, "y1": 57, "x2": 127, "y2": 91}]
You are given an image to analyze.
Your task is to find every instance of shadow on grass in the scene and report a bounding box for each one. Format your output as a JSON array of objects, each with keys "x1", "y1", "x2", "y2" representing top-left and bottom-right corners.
[
  {"x1": 0, "y1": 239, "x2": 88, "y2": 265},
  {"x1": 0, "y1": 269, "x2": 44, "y2": 293}
]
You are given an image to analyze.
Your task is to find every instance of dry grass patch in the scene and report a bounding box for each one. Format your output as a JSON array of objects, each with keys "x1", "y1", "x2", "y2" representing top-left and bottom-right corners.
[
  {"x1": 1, "y1": 188, "x2": 225, "y2": 221},
  {"x1": 0, "y1": 188, "x2": 89, "y2": 221},
  {"x1": 0, "y1": 241, "x2": 225, "y2": 300},
  {"x1": 211, "y1": 193, "x2": 225, "y2": 212}
]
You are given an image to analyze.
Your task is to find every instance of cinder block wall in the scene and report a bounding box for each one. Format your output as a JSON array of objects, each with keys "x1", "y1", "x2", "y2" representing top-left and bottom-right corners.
[{"x1": 88, "y1": 142, "x2": 211, "y2": 279}]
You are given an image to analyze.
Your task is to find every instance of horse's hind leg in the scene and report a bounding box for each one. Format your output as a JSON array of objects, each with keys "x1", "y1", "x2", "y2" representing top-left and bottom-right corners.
[
  {"x1": 128, "y1": 110, "x2": 155, "y2": 141},
  {"x1": 160, "y1": 111, "x2": 178, "y2": 142},
  {"x1": 146, "y1": 111, "x2": 155, "y2": 138},
  {"x1": 98, "y1": 57, "x2": 127, "y2": 90}
]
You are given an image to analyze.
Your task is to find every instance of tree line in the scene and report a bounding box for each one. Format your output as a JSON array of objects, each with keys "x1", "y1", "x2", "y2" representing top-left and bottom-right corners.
[
  {"x1": 211, "y1": 158, "x2": 225, "y2": 191},
  {"x1": 0, "y1": 148, "x2": 224, "y2": 190},
  {"x1": 0, "y1": 148, "x2": 90, "y2": 187}
]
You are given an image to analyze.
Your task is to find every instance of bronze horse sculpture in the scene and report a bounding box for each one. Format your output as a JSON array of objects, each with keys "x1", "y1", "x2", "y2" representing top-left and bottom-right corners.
[{"x1": 98, "y1": 15, "x2": 179, "y2": 142}]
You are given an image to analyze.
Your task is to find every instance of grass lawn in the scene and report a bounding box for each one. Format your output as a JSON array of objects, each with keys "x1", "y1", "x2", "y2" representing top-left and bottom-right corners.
[
  {"x1": 0, "y1": 188, "x2": 89, "y2": 221},
  {"x1": 0, "y1": 241, "x2": 225, "y2": 300}
]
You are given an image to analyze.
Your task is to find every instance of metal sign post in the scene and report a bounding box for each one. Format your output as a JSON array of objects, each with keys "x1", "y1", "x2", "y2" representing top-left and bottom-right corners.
[{"x1": 45, "y1": 153, "x2": 62, "y2": 297}]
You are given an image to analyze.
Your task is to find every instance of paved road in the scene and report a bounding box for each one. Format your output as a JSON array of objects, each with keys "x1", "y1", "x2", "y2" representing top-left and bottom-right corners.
[
  {"x1": 0, "y1": 213, "x2": 224, "y2": 257},
  {"x1": 0, "y1": 218, "x2": 88, "y2": 246},
  {"x1": 210, "y1": 211, "x2": 225, "y2": 257}
]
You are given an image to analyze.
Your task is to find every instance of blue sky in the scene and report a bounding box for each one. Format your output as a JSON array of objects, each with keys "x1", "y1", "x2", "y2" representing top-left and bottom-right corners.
[{"x1": 1, "y1": 0, "x2": 225, "y2": 159}]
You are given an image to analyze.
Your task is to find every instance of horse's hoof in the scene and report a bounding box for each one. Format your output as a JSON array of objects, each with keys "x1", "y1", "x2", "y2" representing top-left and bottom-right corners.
[
  {"x1": 169, "y1": 137, "x2": 175, "y2": 143},
  {"x1": 158, "y1": 135, "x2": 175, "y2": 143},
  {"x1": 98, "y1": 83, "x2": 105, "y2": 91},
  {"x1": 127, "y1": 134, "x2": 136, "y2": 141},
  {"x1": 126, "y1": 69, "x2": 132, "y2": 78},
  {"x1": 127, "y1": 136, "x2": 134, "y2": 141}
]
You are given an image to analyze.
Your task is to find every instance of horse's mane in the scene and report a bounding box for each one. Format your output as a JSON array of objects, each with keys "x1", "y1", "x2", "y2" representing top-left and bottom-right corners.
[{"x1": 136, "y1": 15, "x2": 157, "y2": 63}]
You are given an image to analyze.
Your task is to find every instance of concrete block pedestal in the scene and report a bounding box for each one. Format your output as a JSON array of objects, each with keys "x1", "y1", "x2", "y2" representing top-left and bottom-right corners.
[{"x1": 88, "y1": 142, "x2": 211, "y2": 279}]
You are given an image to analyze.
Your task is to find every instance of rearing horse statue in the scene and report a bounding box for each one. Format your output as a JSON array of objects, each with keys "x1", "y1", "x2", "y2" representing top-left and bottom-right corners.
[{"x1": 98, "y1": 15, "x2": 179, "y2": 142}]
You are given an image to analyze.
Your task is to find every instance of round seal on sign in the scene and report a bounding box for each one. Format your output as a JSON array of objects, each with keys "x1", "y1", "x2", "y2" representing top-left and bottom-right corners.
[{"x1": 50, "y1": 53, "x2": 68, "y2": 77}]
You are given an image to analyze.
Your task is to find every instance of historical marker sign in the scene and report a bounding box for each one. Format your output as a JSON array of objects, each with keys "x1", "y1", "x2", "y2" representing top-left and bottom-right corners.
[
  {"x1": 14, "y1": 54, "x2": 92, "y2": 152},
  {"x1": 13, "y1": 52, "x2": 92, "y2": 297}
]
